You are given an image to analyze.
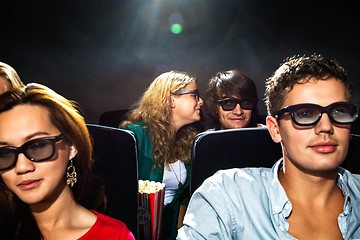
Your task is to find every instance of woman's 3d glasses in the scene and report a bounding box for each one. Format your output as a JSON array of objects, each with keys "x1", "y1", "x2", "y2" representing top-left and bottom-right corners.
[
  {"x1": 275, "y1": 102, "x2": 359, "y2": 126},
  {"x1": 0, "y1": 134, "x2": 63, "y2": 171},
  {"x1": 172, "y1": 89, "x2": 200, "y2": 101}
]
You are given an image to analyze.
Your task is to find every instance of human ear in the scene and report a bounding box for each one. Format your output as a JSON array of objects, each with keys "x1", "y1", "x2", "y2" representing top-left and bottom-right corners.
[
  {"x1": 170, "y1": 95, "x2": 176, "y2": 109},
  {"x1": 266, "y1": 116, "x2": 282, "y2": 143},
  {"x1": 69, "y1": 145, "x2": 78, "y2": 160}
]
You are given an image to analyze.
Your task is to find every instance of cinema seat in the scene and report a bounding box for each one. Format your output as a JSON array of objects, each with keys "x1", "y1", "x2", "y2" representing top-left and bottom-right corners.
[
  {"x1": 190, "y1": 128, "x2": 360, "y2": 196},
  {"x1": 190, "y1": 127, "x2": 282, "y2": 195},
  {"x1": 341, "y1": 134, "x2": 360, "y2": 175},
  {"x1": 87, "y1": 124, "x2": 138, "y2": 237}
]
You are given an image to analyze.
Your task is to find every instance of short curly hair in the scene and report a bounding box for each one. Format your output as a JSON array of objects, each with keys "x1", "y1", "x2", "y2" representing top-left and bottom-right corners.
[{"x1": 265, "y1": 54, "x2": 352, "y2": 116}]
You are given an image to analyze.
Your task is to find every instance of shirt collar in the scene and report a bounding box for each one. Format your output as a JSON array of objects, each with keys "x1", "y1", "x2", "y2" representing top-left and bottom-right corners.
[
  {"x1": 268, "y1": 159, "x2": 290, "y2": 215},
  {"x1": 269, "y1": 160, "x2": 354, "y2": 216},
  {"x1": 336, "y1": 168, "x2": 352, "y2": 215}
]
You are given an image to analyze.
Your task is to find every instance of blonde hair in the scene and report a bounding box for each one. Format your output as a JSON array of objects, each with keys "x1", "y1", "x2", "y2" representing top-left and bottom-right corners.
[
  {"x1": 120, "y1": 71, "x2": 199, "y2": 170},
  {"x1": 0, "y1": 62, "x2": 25, "y2": 89}
]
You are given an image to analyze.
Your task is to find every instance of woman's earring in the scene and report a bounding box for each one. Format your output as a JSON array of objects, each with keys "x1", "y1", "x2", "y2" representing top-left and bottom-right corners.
[{"x1": 66, "y1": 159, "x2": 77, "y2": 187}]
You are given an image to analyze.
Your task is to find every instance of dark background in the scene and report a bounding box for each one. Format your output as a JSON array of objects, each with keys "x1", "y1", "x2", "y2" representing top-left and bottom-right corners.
[{"x1": 1, "y1": 0, "x2": 359, "y2": 123}]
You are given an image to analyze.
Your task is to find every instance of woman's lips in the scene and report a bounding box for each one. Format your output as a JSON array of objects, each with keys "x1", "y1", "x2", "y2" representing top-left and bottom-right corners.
[{"x1": 18, "y1": 179, "x2": 42, "y2": 190}]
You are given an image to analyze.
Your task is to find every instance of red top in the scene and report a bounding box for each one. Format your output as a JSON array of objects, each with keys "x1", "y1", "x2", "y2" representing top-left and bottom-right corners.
[{"x1": 78, "y1": 211, "x2": 135, "y2": 240}]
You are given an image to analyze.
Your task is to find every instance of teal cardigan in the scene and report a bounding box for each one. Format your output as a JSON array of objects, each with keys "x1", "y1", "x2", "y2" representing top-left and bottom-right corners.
[{"x1": 125, "y1": 122, "x2": 191, "y2": 237}]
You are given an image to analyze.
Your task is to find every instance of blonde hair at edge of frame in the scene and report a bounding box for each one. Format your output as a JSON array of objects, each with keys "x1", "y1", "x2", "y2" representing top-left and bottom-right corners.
[
  {"x1": 120, "y1": 71, "x2": 199, "y2": 170},
  {"x1": 0, "y1": 62, "x2": 24, "y2": 88}
]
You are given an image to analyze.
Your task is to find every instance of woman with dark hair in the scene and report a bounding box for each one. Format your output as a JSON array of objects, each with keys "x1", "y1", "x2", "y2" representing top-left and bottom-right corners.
[
  {"x1": 0, "y1": 83, "x2": 134, "y2": 239},
  {"x1": 203, "y1": 70, "x2": 262, "y2": 130}
]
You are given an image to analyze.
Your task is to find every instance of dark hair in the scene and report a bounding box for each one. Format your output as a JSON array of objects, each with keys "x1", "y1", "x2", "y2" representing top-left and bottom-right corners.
[
  {"x1": 0, "y1": 83, "x2": 106, "y2": 239},
  {"x1": 203, "y1": 70, "x2": 259, "y2": 129},
  {"x1": 265, "y1": 54, "x2": 352, "y2": 117}
]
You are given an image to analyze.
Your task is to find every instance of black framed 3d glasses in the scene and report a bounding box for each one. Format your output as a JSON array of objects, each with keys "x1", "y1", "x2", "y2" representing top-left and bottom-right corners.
[
  {"x1": 0, "y1": 134, "x2": 64, "y2": 171},
  {"x1": 218, "y1": 99, "x2": 257, "y2": 111},
  {"x1": 172, "y1": 89, "x2": 200, "y2": 101},
  {"x1": 275, "y1": 102, "x2": 359, "y2": 126}
]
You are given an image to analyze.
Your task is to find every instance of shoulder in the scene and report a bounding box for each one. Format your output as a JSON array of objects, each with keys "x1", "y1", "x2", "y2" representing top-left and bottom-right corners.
[
  {"x1": 80, "y1": 212, "x2": 135, "y2": 240},
  {"x1": 124, "y1": 121, "x2": 147, "y2": 132},
  {"x1": 124, "y1": 122, "x2": 149, "y2": 140},
  {"x1": 204, "y1": 167, "x2": 272, "y2": 190},
  {"x1": 191, "y1": 167, "x2": 273, "y2": 208},
  {"x1": 339, "y1": 168, "x2": 360, "y2": 196},
  {"x1": 179, "y1": 167, "x2": 274, "y2": 239},
  {"x1": 96, "y1": 212, "x2": 126, "y2": 227}
]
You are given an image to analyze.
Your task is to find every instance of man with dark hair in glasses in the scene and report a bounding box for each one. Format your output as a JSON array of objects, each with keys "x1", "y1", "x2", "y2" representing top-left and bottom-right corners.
[
  {"x1": 203, "y1": 70, "x2": 261, "y2": 130},
  {"x1": 177, "y1": 55, "x2": 360, "y2": 239}
]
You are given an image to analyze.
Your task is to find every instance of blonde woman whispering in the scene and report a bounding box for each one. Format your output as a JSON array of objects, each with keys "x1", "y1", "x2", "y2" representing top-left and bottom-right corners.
[{"x1": 120, "y1": 71, "x2": 203, "y2": 239}]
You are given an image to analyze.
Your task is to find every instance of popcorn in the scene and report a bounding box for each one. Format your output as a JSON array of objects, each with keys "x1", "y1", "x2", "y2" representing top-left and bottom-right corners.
[
  {"x1": 138, "y1": 180, "x2": 166, "y2": 240},
  {"x1": 139, "y1": 180, "x2": 165, "y2": 194}
]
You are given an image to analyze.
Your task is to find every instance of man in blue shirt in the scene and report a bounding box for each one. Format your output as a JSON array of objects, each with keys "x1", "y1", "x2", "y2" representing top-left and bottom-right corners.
[{"x1": 177, "y1": 55, "x2": 360, "y2": 239}]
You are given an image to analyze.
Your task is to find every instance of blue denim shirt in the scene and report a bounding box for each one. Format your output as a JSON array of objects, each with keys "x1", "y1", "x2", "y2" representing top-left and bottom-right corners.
[{"x1": 177, "y1": 159, "x2": 360, "y2": 239}]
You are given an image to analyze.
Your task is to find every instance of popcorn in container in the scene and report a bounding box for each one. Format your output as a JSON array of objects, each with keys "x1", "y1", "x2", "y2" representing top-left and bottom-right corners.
[{"x1": 138, "y1": 180, "x2": 166, "y2": 240}]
